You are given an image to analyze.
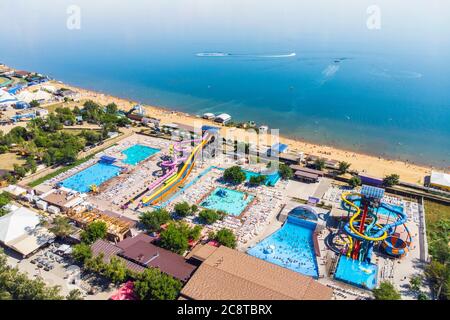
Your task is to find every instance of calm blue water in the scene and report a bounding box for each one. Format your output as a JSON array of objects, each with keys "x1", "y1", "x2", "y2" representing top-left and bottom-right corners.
[
  {"x1": 60, "y1": 161, "x2": 121, "y2": 193},
  {"x1": 200, "y1": 187, "x2": 254, "y2": 216},
  {"x1": 247, "y1": 216, "x2": 319, "y2": 277},
  {"x1": 1, "y1": 0, "x2": 449, "y2": 167},
  {"x1": 121, "y1": 144, "x2": 160, "y2": 165},
  {"x1": 243, "y1": 170, "x2": 281, "y2": 186},
  {"x1": 334, "y1": 255, "x2": 378, "y2": 289}
]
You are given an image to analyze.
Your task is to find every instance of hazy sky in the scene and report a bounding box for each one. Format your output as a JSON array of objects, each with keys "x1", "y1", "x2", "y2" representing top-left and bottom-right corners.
[{"x1": 1, "y1": 0, "x2": 449, "y2": 55}]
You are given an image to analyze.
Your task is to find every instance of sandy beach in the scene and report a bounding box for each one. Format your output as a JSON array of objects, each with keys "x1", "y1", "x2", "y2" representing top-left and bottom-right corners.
[{"x1": 41, "y1": 81, "x2": 439, "y2": 185}]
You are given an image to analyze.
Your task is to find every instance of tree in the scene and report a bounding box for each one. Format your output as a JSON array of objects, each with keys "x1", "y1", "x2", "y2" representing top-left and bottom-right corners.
[
  {"x1": 80, "y1": 221, "x2": 108, "y2": 244},
  {"x1": 139, "y1": 208, "x2": 171, "y2": 232},
  {"x1": 0, "y1": 192, "x2": 11, "y2": 217},
  {"x1": 49, "y1": 216, "x2": 74, "y2": 239},
  {"x1": 313, "y1": 158, "x2": 326, "y2": 171},
  {"x1": 134, "y1": 268, "x2": 182, "y2": 300},
  {"x1": 248, "y1": 175, "x2": 267, "y2": 186},
  {"x1": 174, "y1": 201, "x2": 193, "y2": 217},
  {"x1": 372, "y1": 281, "x2": 401, "y2": 300},
  {"x1": 66, "y1": 289, "x2": 84, "y2": 300},
  {"x1": 159, "y1": 222, "x2": 201, "y2": 254},
  {"x1": 383, "y1": 174, "x2": 400, "y2": 187},
  {"x1": 223, "y1": 166, "x2": 246, "y2": 184},
  {"x1": 348, "y1": 176, "x2": 362, "y2": 188},
  {"x1": 278, "y1": 163, "x2": 293, "y2": 180},
  {"x1": 211, "y1": 228, "x2": 237, "y2": 249},
  {"x1": 199, "y1": 209, "x2": 224, "y2": 225},
  {"x1": 425, "y1": 260, "x2": 450, "y2": 300},
  {"x1": 0, "y1": 249, "x2": 63, "y2": 300},
  {"x1": 104, "y1": 256, "x2": 127, "y2": 284},
  {"x1": 338, "y1": 161, "x2": 351, "y2": 175},
  {"x1": 72, "y1": 243, "x2": 92, "y2": 263},
  {"x1": 30, "y1": 100, "x2": 40, "y2": 108}
]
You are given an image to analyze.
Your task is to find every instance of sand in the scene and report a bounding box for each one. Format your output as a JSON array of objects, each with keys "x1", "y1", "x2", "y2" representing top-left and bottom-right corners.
[{"x1": 38, "y1": 81, "x2": 443, "y2": 185}]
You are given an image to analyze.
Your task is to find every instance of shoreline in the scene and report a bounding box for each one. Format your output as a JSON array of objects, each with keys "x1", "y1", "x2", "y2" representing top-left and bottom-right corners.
[
  {"x1": 48, "y1": 81, "x2": 439, "y2": 185},
  {"x1": 2, "y1": 62, "x2": 445, "y2": 185}
]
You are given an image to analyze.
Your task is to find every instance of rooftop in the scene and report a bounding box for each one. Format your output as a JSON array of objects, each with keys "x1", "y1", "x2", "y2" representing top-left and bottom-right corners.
[
  {"x1": 180, "y1": 245, "x2": 333, "y2": 300},
  {"x1": 430, "y1": 171, "x2": 450, "y2": 188}
]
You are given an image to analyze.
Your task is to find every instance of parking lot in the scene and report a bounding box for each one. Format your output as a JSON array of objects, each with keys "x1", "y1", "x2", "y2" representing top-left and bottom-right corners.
[{"x1": 5, "y1": 241, "x2": 116, "y2": 300}]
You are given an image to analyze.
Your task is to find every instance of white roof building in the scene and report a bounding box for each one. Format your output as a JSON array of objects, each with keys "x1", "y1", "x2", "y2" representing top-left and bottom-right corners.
[
  {"x1": 430, "y1": 171, "x2": 450, "y2": 190},
  {"x1": 0, "y1": 89, "x2": 18, "y2": 107},
  {"x1": 16, "y1": 89, "x2": 52, "y2": 103},
  {"x1": 0, "y1": 207, "x2": 54, "y2": 257},
  {"x1": 215, "y1": 113, "x2": 231, "y2": 124}
]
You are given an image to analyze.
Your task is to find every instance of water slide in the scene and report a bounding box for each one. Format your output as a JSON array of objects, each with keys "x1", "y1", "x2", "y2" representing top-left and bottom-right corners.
[
  {"x1": 341, "y1": 192, "x2": 411, "y2": 257},
  {"x1": 141, "y1": 134, "x2": 210, "y2": 205}
]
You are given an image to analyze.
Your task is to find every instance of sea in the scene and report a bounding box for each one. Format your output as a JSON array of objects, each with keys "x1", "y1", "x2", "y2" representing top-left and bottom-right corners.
[{"x1": 1, "y1": 0, "x2": 449, "y2": 167}]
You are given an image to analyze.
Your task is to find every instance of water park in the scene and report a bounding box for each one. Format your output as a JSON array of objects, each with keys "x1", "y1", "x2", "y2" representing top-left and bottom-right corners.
[{"x1": 30, "y1": 130, "x2": 425, "y2": 300}]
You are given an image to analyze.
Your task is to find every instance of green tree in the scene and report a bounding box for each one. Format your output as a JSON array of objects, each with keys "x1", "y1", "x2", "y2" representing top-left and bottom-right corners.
[
  {"x1": 278, "y1": 163, "x2": 294, "y2": 180},
  {"x1": 105, "y1": 256, "x2": 127, "y2": 284},
  {"x1": 211, "y1": 228, "x2": 237, "y2": 249},
  {"x1": 383, "y1": 174, "x2": 400, "y2": 187},
  {"x1": 425, "y1": 260, "x2": 450, "y2": 300},
  {"x1": 72, "y1": 243, "x2": 92, "y2": 263},
  {"x1": 313, "y1": 158, "x2": 326, "y2": 171},
  {"x1": 80, "y1": 221, "x2": 108, "y2": 244},
  {"x1": 174, "y1": 201, "x2": 193, "y2": 217},
  {"x1": 0, "y1": 192, "x2": 11, "y2": 217},
  {"x1": 139, "y1": 208, "x2": 171, "y2": 232},
  {"x1": 66, "y1": 289, "x2": 84, "y2": 300},
  {"x1": 348, "y1": 176, "x2": 362, "y2": 188},
  {"x1": 29, "y1": 100, "x2": 40, "y2": 108},
  {"x1": 159, "y1": 222, "x2": 201, "y2": 254},
  {"x1": 248, "y1": 175, "x2": 267, "y2": 186},
  {"x1": 199, "y1": 209, "x2": 224, "y2": 225},
  {"x1": 134, "y1": 268, "x2": 182, "y2": 300},
  {"x1": 338, "y1": 161, "x2": 351, "y2": 175},
  {"x1": 49, "y1": 216, "x2": 74, "y2": 239},
  {"x1": 373, "y1": 281, "x2": 401, "y2": 300},
  {"x1": 223, "y1": 166, "x2": 246, "y2": 184}
]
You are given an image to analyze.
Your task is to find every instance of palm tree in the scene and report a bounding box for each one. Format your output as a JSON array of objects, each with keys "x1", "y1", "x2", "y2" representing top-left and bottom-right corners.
[
  {"x1": 313, "y1": 158, "x2": 326, "y2": 171},
  {"x1": 338, "y1": 161, "x2": 351, "y2": 175},
  {"x1": 49, "y1": 216, "x2": 74, "y2": 239}
]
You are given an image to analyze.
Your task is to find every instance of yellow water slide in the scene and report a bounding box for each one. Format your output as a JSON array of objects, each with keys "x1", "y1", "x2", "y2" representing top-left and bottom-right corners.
[
  {"x1": 341, "y1": 192, "x2": 388, "y2": 242},
  {"x1": 142, "y1": 136, "x2": 210, "y2": 204}
]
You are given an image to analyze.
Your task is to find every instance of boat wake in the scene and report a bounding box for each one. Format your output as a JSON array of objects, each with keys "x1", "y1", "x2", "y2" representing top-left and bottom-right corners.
[{"x1": 196, "y1": 52, "x2": 296, "y2": 58}]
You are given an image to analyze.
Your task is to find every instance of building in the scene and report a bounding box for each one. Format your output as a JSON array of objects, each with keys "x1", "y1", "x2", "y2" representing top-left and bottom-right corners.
[
  {"x1": 14, "y1": 70, "x2": 32, "y2": 78},
  {"x1": 180, "y1": 245, "x2": 333, "y2": 300},
  {"x1": 429, "y1": 171, "x2": 450, "y2": 191},
  {"x1": 290, "y1": 165, "x2": 324, "y2": 177},
  {"x1": 91, "y1": 233, "x2": 198, "y2": 282},
  {"x1": 0, "y1": 89, "x2": 18, "y2": 107},
  {"x1": 258, "y1": 125, "x2": 269, "y2": 134},
  {"x1": 202, "y1": 113, "x2": 215, "y2": 120},
  {"x1": 40, "y1": 188, "x2": 85, "y2": 212},
  {"x1": 294, "y1": 171, "x2": 319, "y2": 183},
  {"x1": 0, "y1": 206, "x2": 54, "y2": 257},
  {"x1": 214, "y1": 113, "x2": 231, "y2": 124},
  {"x1": 14, "y1": 101, "x2": 31, "y2": 109},
  {"x1": 359, "y1": 174, "x2": 383, "y2": 187}
]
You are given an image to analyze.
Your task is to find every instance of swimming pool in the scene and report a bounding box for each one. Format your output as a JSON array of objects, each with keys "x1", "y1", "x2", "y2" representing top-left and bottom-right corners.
[
  {"x1": 334, "y1": 256, "x2": 378, "y2": 290},
  {"x1": 200, "y1": 187, "x2": 254, "y2": 216},
  {"x1": 247, "y1": 216, "x2": 319, "y2": 278},
  {"x1": 243, "y1": 170, "x2": 281, "y2": 186},
  {"x1": 60, "y1": 162, "x2": 122, "y2": 193},
  {"x1": 121, "y1": 144, "x2": 160, "y2": 165}
]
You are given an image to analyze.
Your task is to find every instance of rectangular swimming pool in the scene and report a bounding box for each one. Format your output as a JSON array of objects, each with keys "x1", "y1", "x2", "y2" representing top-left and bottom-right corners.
[
  {"x1": 121, "y1": 144, "x2": 160, "y2": 165},
  {"x1": 200, "y1": 187, "x2": 254, "y2": 216},
  {"x1": 60, "y1": 162, "x2": 122, "y2": 193},
  {"x1": 334, "y1": 255, "x2": 378, "y2": 290},
  {"x1": 247, "y1": 216, "x2": 319, "y2": 278}
]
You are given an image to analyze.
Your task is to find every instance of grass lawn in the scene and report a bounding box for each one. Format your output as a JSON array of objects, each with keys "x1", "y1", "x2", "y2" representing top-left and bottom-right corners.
[
  {"x1": 0, "y1": 153, "x2": 26, "y2": 171},
  {"x1": 424, "y1": 200, "x2": 450, "y2": 249}
]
